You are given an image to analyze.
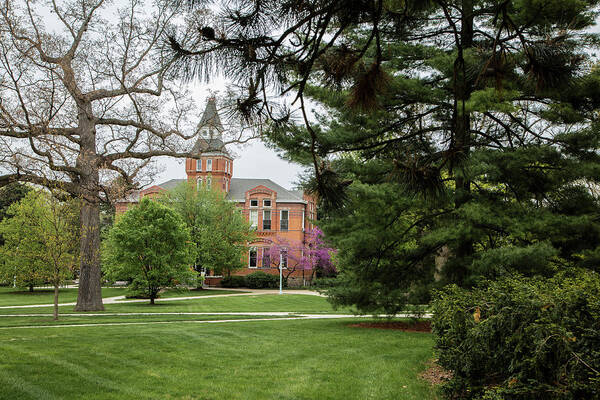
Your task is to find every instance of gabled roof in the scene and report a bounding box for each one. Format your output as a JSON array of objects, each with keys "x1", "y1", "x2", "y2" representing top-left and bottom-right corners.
[
  {"x1": 226, "y1": 178, "x2": 306, "y2": 203},
  {"x1": 120, "y1": 178, "x2": 306, "y2": 204}
]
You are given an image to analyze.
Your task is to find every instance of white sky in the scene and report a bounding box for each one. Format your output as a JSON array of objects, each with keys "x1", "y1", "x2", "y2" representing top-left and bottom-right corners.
[{"x1": 153, "y1": 82, "x2": 306, "y2": 190}]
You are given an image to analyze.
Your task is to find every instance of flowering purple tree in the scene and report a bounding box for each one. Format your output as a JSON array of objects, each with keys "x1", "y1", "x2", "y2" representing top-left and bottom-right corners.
[{"x1": 263, "y1": 227, "x2": 336, "y2": 285}]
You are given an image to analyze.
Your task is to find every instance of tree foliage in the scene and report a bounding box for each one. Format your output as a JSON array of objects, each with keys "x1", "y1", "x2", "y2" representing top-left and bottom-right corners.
[
  {"x1": 170, "y1": 0, "x2": 600, "y2": 311},
  {"x1": 160, "y1": 181, "x2": 255, "y2": 278},
  {"x1": 0, "y1": 190, "x2": 78, "y2": 319},
  {"x1": 103, "y1": 198, "x2": 196, "y2": 304},
  {"x1": 432, "y1": 269, "x2": 600, "y2": 399}
]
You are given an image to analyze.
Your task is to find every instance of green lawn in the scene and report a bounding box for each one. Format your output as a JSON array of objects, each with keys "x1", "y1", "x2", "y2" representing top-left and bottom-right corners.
[
  {"x1": 0, "y1": 318, "x2": 437, "y2": 400},
  {"x1": 122, "y1": 288, "x2": 246, "y2": 300},
  {"x1": 0, "y1": 294, "x2": 351, "y2": 315},
  {"x1": 0, "y1": 287, "x2": 126, "y2": 307}
]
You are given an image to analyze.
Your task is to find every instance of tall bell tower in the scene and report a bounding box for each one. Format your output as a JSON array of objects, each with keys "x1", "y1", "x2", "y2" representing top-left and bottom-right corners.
[{"x1": 185, "y1": 97, "x2": 233, "y2": 193}]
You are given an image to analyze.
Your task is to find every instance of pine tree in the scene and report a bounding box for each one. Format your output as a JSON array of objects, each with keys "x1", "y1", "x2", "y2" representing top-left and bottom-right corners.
[{"x1": 170, "y1": 0, "x2": 600, "y2": 311}]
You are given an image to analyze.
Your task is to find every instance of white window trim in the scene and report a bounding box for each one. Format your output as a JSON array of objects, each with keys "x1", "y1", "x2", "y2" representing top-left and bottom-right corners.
[
  {"x1": 249, "y1": 209, "x2": 258, "y2": 229},
  {"x1": 196, "y1": 159, "x2": 202, "y2": 171},
  {"x1": 263, "y1": 210, "x2": 271, "y2": 231},
  {"x1": 196, "y1": 177, "x2": 202, "y2": 189},
  {"x1": 262, "y1": 247, "x2": 270, "y2": 268},
  {"x1": 263, "y1": 199, "x2": 272, "y2": 208},
  {"x1": 249, "y1": 247, "x2": 258, "y2": 268},
  {"x1": 207, "y1": 176, "x2": 212, "y2": 189},
  {"x1": 207, "y1": 159, "x2": 213, "y2": 171},
  {"x1": 250, "y1": 199, "x2": 258, "y2": 207},
  {"x1": 280, "y1": 209, "x2": 289, "y2": 231}
]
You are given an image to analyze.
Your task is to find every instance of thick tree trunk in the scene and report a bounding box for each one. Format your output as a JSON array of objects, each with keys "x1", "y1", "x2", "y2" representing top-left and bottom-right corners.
[
  {"x1": 29, "y1": 284, "x2": 33, "y2": 292},
  {"x1": 53, "y1": 284, "x2": 59, "y2": 321},
  {"x1": 74, "y1": 102, "x2": 104, "y2": 311},
  {"x1": 75, "y1": 200, "x2": 104, "y2": 310}
]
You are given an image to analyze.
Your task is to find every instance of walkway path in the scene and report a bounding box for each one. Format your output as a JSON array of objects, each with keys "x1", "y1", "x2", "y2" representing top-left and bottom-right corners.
[
  {"x1": 0, "y1": 288, "x2": 324, "y2": 310},
  {"x1": 0, "y1": 312, "x2": 432, "y2": 330}
]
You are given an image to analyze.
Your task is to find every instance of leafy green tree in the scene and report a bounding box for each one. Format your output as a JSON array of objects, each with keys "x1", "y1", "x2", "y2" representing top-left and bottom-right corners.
[
  {"x1": 0, "y1": 190, "x2": 78, "y2": 319},
  {"x1": 0, "y1": 183, "x2": 31, "y2": 246},
  {"x1": 103, "y1": 198, "x2": 196, "y2": 304},
  {"x1": 160, "y1": 182, "x2": 255, "y2": 281}
]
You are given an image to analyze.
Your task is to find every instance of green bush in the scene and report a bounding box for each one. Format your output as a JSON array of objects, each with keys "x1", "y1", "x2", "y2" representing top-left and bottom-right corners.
[
  {"x1": 432, "y1": 269, "x2": 600, "y2": 400},
  {"x1": 245, "y1": 271, "x2": 279, "y2": 289},
  {"x1": 220, "y1": 275, "x2": 246, "y2": 288}
]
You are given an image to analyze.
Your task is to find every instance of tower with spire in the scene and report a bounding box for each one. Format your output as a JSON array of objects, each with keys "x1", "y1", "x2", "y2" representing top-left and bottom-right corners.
[{"x1": 185, "y1": 97, "x2": 233, "y2": 193}]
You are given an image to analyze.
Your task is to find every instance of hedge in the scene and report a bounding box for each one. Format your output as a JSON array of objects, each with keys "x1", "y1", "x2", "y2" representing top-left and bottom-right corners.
[{"x1": 432, "y1": 269, "x2": 600, "y2": 400}]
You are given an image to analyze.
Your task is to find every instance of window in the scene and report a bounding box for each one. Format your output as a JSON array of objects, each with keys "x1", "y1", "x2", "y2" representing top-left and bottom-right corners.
[
  {"x1": 249, "y1": 247, "x2": 257, "y2": 268},
  {"x1": 262, "y1": 248, "x2": 270, "y2": 268},
  {"x1": 263, "y1": 199, "x2": 271, "y2": 207},
  {"x1": 225, "y1": 179, "x2": 228, "y2": 192},
  {"x1": 263, "y1": 210, "x2": 271, "y2": 230},
  {"x1": 196, "y1": 159, "x2": 202, "y2": 171},
  {"x1": 280, "y1": 248, "x2": 288, "y2": 269},
  {"x1": 280, "y1": 210, "x2": 289, "y2": 231},
  {"x1": 250, "y1": 199, "x2": 258, "y2": 207},
  {"x1": 196, "y1": 177, "x2": 202, "y2": 189},
  {"x1": 207, "y1": 177, "x2": 211, "y2": 189},
  {"x1": 207, "y1": 159, "x2": 212, "y2": 171},
  {"x1": 249, "y1": 210, "x2": 258, "y2": 229}
]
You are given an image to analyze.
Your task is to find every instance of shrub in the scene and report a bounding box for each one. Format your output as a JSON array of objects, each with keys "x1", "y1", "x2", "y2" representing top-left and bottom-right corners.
[
  {"x1": 220, "y1": 275, "x2": 246, "y2": 288},
  {"x1": 432, "y1": 269, "x2": 600, "y2": 400},
  {"x1": 246, "y1": 271, "x2": 279, "y2": 289}
]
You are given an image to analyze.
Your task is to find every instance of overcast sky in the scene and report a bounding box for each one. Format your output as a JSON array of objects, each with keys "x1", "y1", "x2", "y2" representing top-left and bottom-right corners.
[{"x1": 153, "y1": 82, "x2": 307, "y2": 190}]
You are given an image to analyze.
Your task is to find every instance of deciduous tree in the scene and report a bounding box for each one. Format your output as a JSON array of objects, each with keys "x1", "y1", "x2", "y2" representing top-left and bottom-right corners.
[
  {"x1": 103, "y1": 198, "x2": 195, "y2": 304},
  {"x1": 160, "y1": 181, "x2": 255, "y2": 280},
  {"x1": 0, "y1": 190, "x2": 78, "y2": 319},
  {"x1": 0, "y1": 0, "x2": 257, "y2": 310}
]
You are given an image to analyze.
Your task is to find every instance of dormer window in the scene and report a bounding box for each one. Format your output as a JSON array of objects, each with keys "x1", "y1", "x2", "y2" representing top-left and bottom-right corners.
[
  {"x1": 207, "y1": 159, "x2": 212, "y2": 171},
  {"x1": 250, "y1": 199, "x2": 258, "y2": 207},
  {"x1": 263, "y1": 199, "x2": 271, "y2": 208},
  {"x1": 196, "y1": 159, "x2": 202, "y2": 171}
]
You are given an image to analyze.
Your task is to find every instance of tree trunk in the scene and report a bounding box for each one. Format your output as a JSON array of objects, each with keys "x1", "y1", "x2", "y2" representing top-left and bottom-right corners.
[
  {"x1": 75, "y1": 200, "x2": 104, "y2": 311},
  {"x1": 150, "y1": 296, "x2": 155, "y2": 305},
  {"x1": 53, "y1": 284, "x2": 59, "y2": 321},
  {"x1": 451, "y1": 0, "x2": 475, "y2": 286},
  {"x1": 29, "y1": 284, "x2": 33, "y2": 292},
  {"x1": 74, "y1": 102, "x2": 104, "y2": 311}
]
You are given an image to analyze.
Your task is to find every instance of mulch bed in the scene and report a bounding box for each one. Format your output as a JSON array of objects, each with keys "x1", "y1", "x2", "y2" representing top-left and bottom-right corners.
[
  {"x1": 419, "y1": 359, "x2": 453, "y2": 386},
  {"x1": 348, "y1": 320, "x2": 432, "y2": 332}
]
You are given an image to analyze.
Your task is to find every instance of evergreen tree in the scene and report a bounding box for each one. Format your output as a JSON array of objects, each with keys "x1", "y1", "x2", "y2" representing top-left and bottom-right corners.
[{"x1": 170, "y1": 0, "x2": 600, "y2": 311}]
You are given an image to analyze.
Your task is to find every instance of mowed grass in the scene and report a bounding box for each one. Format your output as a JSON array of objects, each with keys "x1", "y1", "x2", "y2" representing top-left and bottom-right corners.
[
  {"x1": 0, "y1": 294, "x2": 351, "y2": 315},
  {"x1": 0, "y1": 318, "x2": 437, "y2": 400},
  {"x1": 0, "y1": 314, "x2": 295, "y2": 328},
  {"x1": 0, "y1": 287, "x2": 127, "y2": 307},
  {"x1": 122, "y1": 288, "x2": 246, "y2": 300}
]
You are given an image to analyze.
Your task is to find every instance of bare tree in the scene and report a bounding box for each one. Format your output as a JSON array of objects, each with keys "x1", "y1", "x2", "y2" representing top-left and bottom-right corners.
[{"x1": 0, "y1": 0, "x2": 255, "y2": 310}]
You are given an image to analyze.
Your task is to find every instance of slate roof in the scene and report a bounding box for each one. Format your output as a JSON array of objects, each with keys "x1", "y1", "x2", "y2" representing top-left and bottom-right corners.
[
  {"x1": 226, "y1": 178, "x2": 305, "y2": 203},
  {"x1": 140, "y1": 177, "x2": 306, "y2": 204},
  {"x1": 191, "y1": 97, "x2": 231, "y2": 156}
]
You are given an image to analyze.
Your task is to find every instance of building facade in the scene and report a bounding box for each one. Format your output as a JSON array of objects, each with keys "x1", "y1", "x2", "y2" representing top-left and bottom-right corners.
[{"x1": 116, "y1": 98, "x2": 317, "y2": 285}]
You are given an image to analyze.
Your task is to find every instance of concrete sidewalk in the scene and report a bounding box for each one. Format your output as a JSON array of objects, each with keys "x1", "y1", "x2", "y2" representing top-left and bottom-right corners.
[{"x1": 0, "y1": 288, "x2": 324, "y2": 310}]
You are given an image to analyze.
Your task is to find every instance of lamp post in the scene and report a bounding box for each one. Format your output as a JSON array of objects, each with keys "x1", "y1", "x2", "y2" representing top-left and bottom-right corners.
[{"x1": 279, "y1": 264, "x2": 283, "y2": 295}]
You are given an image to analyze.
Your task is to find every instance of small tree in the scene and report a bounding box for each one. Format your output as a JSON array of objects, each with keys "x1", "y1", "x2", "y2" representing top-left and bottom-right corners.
[
  {"x1": 0, "y1": 190, "x2": 78, "y2": 319},
  {"x1": 264, "y1": 228, "x2": 335, "y2": 285},
  {"x1": 160, "y1": 182, "x2": 255, "y2": 281},
  {"x1": 103, "y1": 198, "x2": 195, "y2": 304}
]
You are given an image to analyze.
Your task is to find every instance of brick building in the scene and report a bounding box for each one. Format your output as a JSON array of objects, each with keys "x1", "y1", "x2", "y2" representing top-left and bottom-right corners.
[{"x1": 116, "y1": 98, "x2": 317, "y2": 285}]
